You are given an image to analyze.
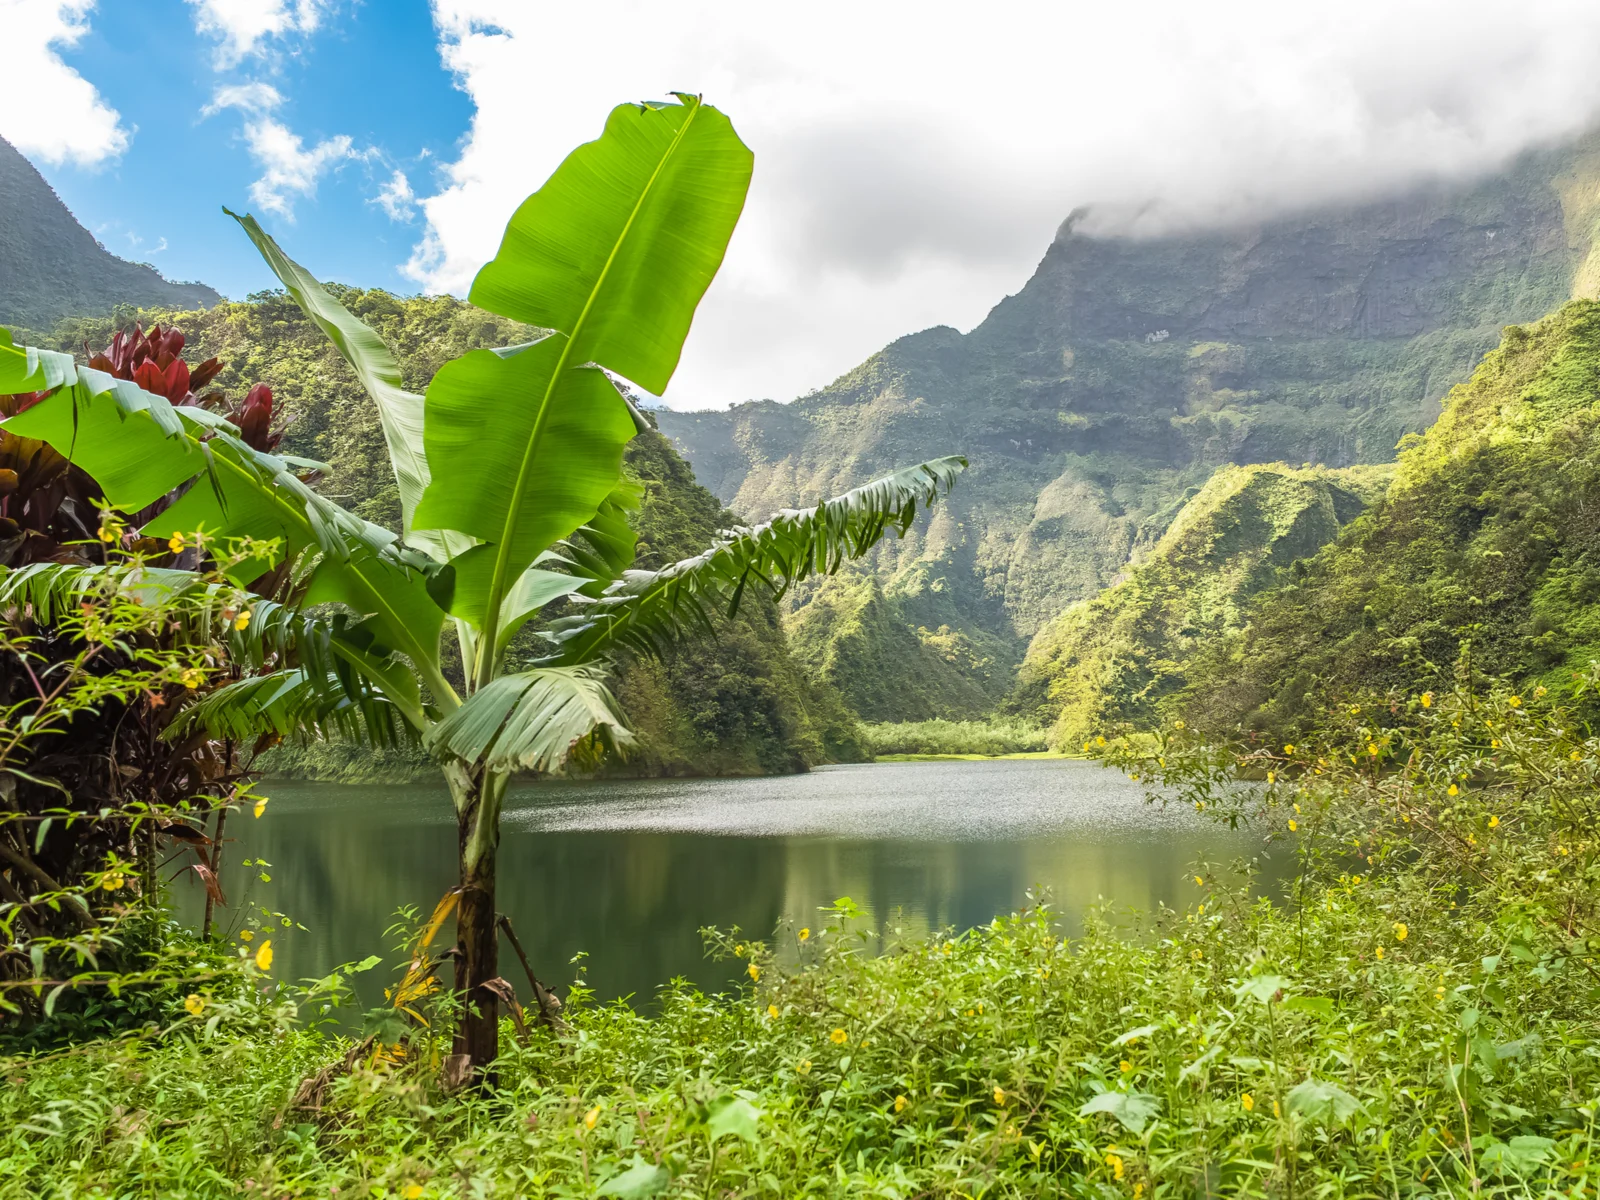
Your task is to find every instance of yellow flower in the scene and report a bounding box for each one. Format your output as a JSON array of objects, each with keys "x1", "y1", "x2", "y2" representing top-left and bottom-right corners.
[
  {"x1": 767, "y1": 1004, "x2": 779, "y2": 1019},
  {"x1": 1241, "y1": 1092, "x2": 1254, "y2": 1111},
  {"x1": 234, "y1": 610, "x2": 251, "y2": 631},
  {"x1": 403, "y1": 1187, "x2": 423, "y2": 1200},
  {"x1": 1119, "y1": 1059, "x2": 1133, "y2": 1074},
  {"x1": 1571, "y1": 750, "x2": 1582, "y2": 762},
  {"x1": 253, "y1": 796, "x2": 268, "y2": 819},
  {"x1": 1082, "y1": 741, "x2": 1091, "y2": 753},
  {"x1": 1105, "y1": 1151, "x2": 1125, "y2": 1180},
  {"x1": 1197, "y1": 904, "x2": 1205, "y2": 915},
  {"x1": 1095, "y1": 735, "x2": 1106, "y2": 747},
  {"x1": 747, "y1": 963, "x2": 760, "y2": 981},
  {"x1": 97, "y1": 526, "x2": 117, "y2": 544},
  {"x1": 1394, "y1": 922, "x2": 1408, "y2": 941},
  {"x1": 1288, "y1": 819, "x2": 1298, "y2": 832},
  {"x1": 796, "y1": 1059, "x2": 812, "y2": 1075},
  {"x1": 993, "y1": 1085, "x2": 1006, "y2": 1105},
  {"x1": 239, "y1": 929, "x2": 254, "y2": 942},
  {"x1": 1447, "y1": 784, "x2": 1459, "y2": 797},
  {"x1": 168, "y1": 534, "x2": 185, "y2": 554},
  {"x1": 1194, "y1": 875, "x2": 1204, "y2": 886},
  {"x1": 830, "y1": 1027, "x2": 848, "y2": 1045},
  {"x1": 1174, "y1": 719, "x2": 1186, "y2": 730},
  {"x1": 1266, "y1": 771, "x2": 1276, "y2": 784},
  {"x1": 798, "y1": 927, "x2": 810, "y2": 942},
  {"x1": 942, "y1": 943, "x2": 952, "y2": 955},
  {"x1": 1420, "y1": 692, "x2": 1433, "y2": 708},
  {"x1": 894, "y1": 1094, "x2": 908, "y2": 1113},
  {"x1": 254, "y1": 939, "x2": 273, "y2": 971},
  {"x1": 1190, "y1": 948, "x2": 1203, "y2": 961},
  {"x1": 1194, "y1": 800, "x2": 1206, "y2": 812},
  {"x1": 1509, "y1": 695, "x2": 1522, "y2": 708},
  {"x1": 1488, "y1": 815, "x2": 1500, "y2": 829},
  {"x1": 1367, "y1": 742, "x2": 1379, "y2": 756},
  {"x1": 1293, "y1": 802, "x2": 1301, "y2": 814},
  {"x1": 1491, "y1": 739, "x2": 1501, "y2": 750},
  {"x1": 101, "y1": 872, "x2": 125, "y2": 891},
  {"x1": 583, "y1": 1105, "x2": 601, "y2": 1130},
  {"x1": 1273, "y1": 1100, "x2": 1281, "y2": 1118},
  {"x1": 1375, "y1": 945, "x2": 1385, "y2": 960},
  {"x1": 1283, "y1": 743, "x2": 1295, "y2": 754},
  {"x1": 180, "y1": 667, "x2": 205, "y2": 690},
  {"x1": 1535, "y1": 685, "x2": 1547, "y2": 697},
  {"x1": 1349, "y1": 705, "x2": 1361, "y2": 715},
  {"x1": 733, "y1": 943, "x2": 745, "y2": 956},
  {"x1": 1435, "y1": 986, "x2": 1446, "y2": 1000},
  {"x1": 183, "y1": 994, "x2": 205, "y2": 1016}
]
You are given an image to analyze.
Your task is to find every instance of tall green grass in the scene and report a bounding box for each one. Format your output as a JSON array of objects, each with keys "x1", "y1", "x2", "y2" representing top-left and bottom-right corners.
[{"x1": 859, "y1": 717, "x2": 1050, "y2": 757}]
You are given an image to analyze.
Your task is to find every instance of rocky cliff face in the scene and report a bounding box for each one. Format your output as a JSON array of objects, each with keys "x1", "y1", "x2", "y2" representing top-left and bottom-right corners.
[
  {"x1": 0, "y1": 136, "x2": 222, "y2": 332},
  {"x1": 659, "y1": 133, "x2": 1600, "y2": 690}
]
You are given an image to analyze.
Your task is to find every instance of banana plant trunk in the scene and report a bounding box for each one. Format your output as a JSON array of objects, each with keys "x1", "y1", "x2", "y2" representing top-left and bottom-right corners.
[{"x1": 449, "y1": 765, "x2": 508, "y2": 1075}]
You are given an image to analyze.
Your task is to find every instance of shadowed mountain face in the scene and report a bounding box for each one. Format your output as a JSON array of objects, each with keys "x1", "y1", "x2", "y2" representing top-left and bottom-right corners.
[
  {"x1": 0, "y1": 137, "x2": 222, "y2": 332},
  {"x1": 659, "y1": 134, "x2": 1600, "y2": 683}
]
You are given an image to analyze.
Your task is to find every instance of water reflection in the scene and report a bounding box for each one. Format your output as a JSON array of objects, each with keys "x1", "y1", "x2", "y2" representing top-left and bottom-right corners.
[{"x1": 187, "y1": 760, "x2": 1278, "y2": 1007}]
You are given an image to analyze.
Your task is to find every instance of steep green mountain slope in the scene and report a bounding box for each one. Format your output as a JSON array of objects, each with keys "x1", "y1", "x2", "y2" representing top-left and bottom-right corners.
[
  {"x1": 660, "y1": 133, "x2": 1600, "y2": 704},
  {"x1": 28, "y1": 294, "x2": 860, "y2": 776},
  {"x1": 1182, "y1": 299, "x2": 1600, "y2": 736},
  {"x1": 1014, "y1": 462, "x2": 1387, "y2": 746},
  {"x1": 0, "y1": 137, "x2": 222, "y2": 330}
]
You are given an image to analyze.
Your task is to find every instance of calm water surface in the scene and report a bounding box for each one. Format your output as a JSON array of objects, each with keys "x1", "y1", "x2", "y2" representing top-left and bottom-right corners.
[{"x1": 200, "y1": 759, "x2": 1278, "y2": 1005}]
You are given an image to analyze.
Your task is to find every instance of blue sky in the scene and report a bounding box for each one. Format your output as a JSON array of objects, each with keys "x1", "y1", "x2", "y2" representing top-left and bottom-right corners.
[
  {"x1": 7, "y1": 1, "x2": 1600, "y2": 408},
  {"x1": 38, "y1": 0, "x2": 470, "y2": 299}
]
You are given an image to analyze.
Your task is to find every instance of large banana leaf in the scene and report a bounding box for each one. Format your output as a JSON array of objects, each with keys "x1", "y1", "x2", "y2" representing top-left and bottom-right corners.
[
  {"x1": 468, "y1": 95, "x2": 753, "y2": 394},
  {"x1": 413, "y1": 96, "x2": 751, "y2": 667},
  {"x1": 424, "y1": 665, "x2": 632, "y2": 774},
  {"x1": 0, "y1": 339, "x2": 455, "y2": 708},
  {"x1": 540, "y1": 457, "x2": 968, "y2": 665},
  {"x1": 226, "y1": 209, "x2": 470, "y2": 569}
]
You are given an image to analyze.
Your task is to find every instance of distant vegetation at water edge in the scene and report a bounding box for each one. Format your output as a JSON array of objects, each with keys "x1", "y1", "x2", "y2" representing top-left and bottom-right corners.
[{"x1": 860, "y1": 718, "x2": 1050, "y2": 758}]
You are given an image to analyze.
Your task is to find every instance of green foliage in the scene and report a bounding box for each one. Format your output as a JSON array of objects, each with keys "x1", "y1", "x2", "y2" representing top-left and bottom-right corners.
[
  {"x1": 1018, "y1": 463, "x2": 1386, "y2": 747},
  {"x1": 859, "y1": 717, "x2": 1049, "y2": 758},
  {"x1": 1186, "y1": 300, "x2": 1600, "y2": 736}
]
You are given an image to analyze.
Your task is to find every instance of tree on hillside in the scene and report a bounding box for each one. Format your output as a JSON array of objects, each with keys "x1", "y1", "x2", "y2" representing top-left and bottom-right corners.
[{"x1": 0, "y1": 96, "x2": 965, "y2": 1077}]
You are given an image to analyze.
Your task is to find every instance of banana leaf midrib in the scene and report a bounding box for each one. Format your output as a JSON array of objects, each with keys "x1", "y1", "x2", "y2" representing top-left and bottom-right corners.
[{"x1": 474, "y1": 101, "x2": 705, "y2": 685}]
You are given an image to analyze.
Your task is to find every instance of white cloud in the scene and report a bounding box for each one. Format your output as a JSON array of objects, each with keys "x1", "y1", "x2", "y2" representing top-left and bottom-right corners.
[
  {"x1": 0, "y1": 1, "x2": 128, "y2": 167},
  {"x1": 372, "y1": 168, "x2": 417, "y2": 222},
  {"x1": 200, "y1": 82, "x2": 283, "y2": 118},
  {"x1": 204, "y1": 81, "x2": 352, "y2": 218},
  {"x1": 188, "y1": 0, "x2": 328, "y2": 66},
  {"x1": 411, "y1": 0, "x2": 1600, "y2": 410}
]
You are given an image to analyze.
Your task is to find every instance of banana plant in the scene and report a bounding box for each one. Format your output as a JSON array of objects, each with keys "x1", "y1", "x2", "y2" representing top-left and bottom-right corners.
[{"x1": 0, "y1": 96, "x2": 966, "y2": 1075}]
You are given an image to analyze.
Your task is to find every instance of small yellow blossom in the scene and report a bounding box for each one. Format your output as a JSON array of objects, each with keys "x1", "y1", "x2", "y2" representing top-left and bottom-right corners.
[
  {"x1": 1241, "y1": 1092, "x2": 1254, "y2": 1112},
  {"x1": 1420, "y1": 692, "x2": 1433, "y2": 708},
  {"x1": 101, "y1": 872, "x2": 124, "y2": 891},
  {"x1": 798, "y1": 927, "x2": 810, "y2": 942},
  {"x1": 1488, "y1": 815, "x2": 1500, "y2": 828},
  {"x1": 1375, "y1": 945, "x2": 1385, "y2": 960},
  {"x1": 583, "y1": 1105, "x2": 601, "y2": 1130},
  {"x1": 733, "y1": 943, "x2": 745, "y2": 956},
  {"x1": 1191, "y1": 948, "x2": 1203, "y2": 961},
  {"x1": 1447, "y1": 784, "x2": 1459, "y2": 797},
  {"x1": 1194, "y1": 800, "x2": 1206, "y2": 812},
  {"x1": 1367, "y1": 742, "x2": 1379, "y2": 756},
  {"x1": 1288, "y1": 819, "x2": 1298, "y2": 831},
  {"x1": 1174, "y1": 719, "x2": 1186, "y2": 729},
  {"x1": 1273, "y1": 1100, "x2": 1281, "y2": 1118},
  {"x1": 180, "y1": 667, "x2": 205, "y2": 689},
  {"x1": 183, "y1": 994, "x2": 205, "y2": 1016},
  {"x1": 1491, "y1": 739, "x2": 1501, "y2": 750},
  {"x1": 403, "y1": 1187, "x2": 423, "y2": 1200},
  {"x1": 1394, "y1": 922, "x2": 1408, "y2": 941},
  {"x1": 747, "y1": 963, "x2": 760, "y2": 981},
  {"x1": 1571, "y1": 750, "x2": 1582, "y2": 762},
  {"x1": 168, "y1": 534, "x2": 185, "y2": 554},
  {"x1": 1293, "y1": 802, "x2": 1301, "y2": 814},
  {"x1": 796, "y1": 1059, "x2": 812, "y2": 1076},
  {"x1": 1535, "y1": 685, "x2": 1547, "y2": 697},
  {"x1": 254, "y1": 939, "x2": 273, "y2": 971},
  {"x1": 830, "y1": 1027, "x2": 848, "y2": 1045},
  {"x1": 1119, "y1": 1059, "x2": 1133, "y2": 1074},
  {"x1": 942, "y1": 943, "x2": 952, "y2": 955},
  {"x1": 1105, "y1": 1152, "x2": 1125, "y2": 1180},
  {"x1": 993, "y1": 1085, "x2": 1006, "y2": 1105},
  {"x1": 1266, "y1": 771, "x2": 1276, "y2": 784},
  {"x1": 1509, "y1": 695, "x2": 1522, "y2": 708},
  {"x1": 1197, "y1": 904, "x2": 1205, "y2": 915},
  {"x1": 97, "y1": 526, "x2": 117, "y2": 544},
  {"x1": 894, "y1": 1094, "x2": 908, "y2": 1113},
  {"x1": 1194, "y1": 875, "x2": 1204, "y2": 886},
  {"x1": 1095, "y1": 735, "x2": 1106, "y2": 747},
  {"x1": 253, "y1": 797, "x2": 268, "y2": 819},
  {"x1": 1284, "y1": 743, "x2": 1295, "y2": 754},
  {"x1": 239, "y1": 929, "x2": 254, "y2": 942},
  {"x1": 234, "y1": 609, "x2": 251, "y2": 631},
  {"x1": 767, "y1": 1004, "x2": 779, "y2": 1019}
]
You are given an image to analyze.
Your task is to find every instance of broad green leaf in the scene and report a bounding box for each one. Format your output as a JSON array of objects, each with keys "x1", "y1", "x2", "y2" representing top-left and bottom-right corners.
[
  {"x1": 1282, "y1": 995, "x2": 1335, "y2": 1017},
  {"x1": 596, "y1": 1157, "x2": 670, "y2": 1199},
  {"x1": 1480, "y1": 1135, "x2": 1556, "y2": 1176},
  {"x1": 1284, "y1": 1078, "x2": 1362, "y2": 1126},
  {"x1": 226, "y1": 209, "x2": 467, "y2": 565},
  {"x1": 469, "y1": 96, "x2": 752, "y2": 395},
  {"x1": 496, "y1": 566, "x2": 591, "y2": 656},
  {"x1": 0, "y1": 345, "x2": 453, "y2": 704},
  {"x1": 707, "y1": 1095, "x2": 761, "y2": 1143},
  {"x1": 414, "y1": 336, "x2": 635, "y2": 633},
  {"x1": 1234, "y1": 974, "x2": 1289, "y2": 1004},
  {"x1": 1113, "y1": 1024, "x2": 1158, "y2": 1045},
  {"x1": 1078, "y1": 1090, "x2": 1161, "y2": 1134},
  {"x1": 424, "y1": 665, "x2": 633, "y2": 774}
]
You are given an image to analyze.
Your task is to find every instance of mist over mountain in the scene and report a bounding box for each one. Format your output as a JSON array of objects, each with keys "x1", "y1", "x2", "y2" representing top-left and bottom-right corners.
[
  {"x1": 658, "y1": 130, "x2": 1600, "y2": 706},
  {"x1": 0, "y1": 136, "x2": 222, "y2": 332}
]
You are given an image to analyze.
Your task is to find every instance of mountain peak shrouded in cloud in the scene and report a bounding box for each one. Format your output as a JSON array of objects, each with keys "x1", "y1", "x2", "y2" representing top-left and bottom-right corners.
[{"x1": 408, "y1": 0, "x2": 1600, "y2": 409}]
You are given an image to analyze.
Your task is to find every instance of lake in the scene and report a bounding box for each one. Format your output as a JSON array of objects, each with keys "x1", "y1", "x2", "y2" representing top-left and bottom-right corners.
[{"x1": 197, "y1": 758, "x2": 1279, "y2": 1006}]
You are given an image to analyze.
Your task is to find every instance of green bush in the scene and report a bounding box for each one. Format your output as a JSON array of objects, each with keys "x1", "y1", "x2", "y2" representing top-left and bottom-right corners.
[{"x1": 859, "y1": 717, "x2": 1049, "y2": 757}]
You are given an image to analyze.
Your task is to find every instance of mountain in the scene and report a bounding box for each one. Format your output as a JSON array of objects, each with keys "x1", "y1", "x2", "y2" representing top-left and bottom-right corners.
[
  {"x1": 0, "y1": 136, "x2": 222, "y2": 332},
  {"x1": 1014, "y1": 462, "x2": 1388, "y2": 746},
  {"x1": 1180, "y1": 298, "x2": 1600, "y2": 737},
  {"x1": 659, "y1": 131, "x2": 1600, "y2": 709}
]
